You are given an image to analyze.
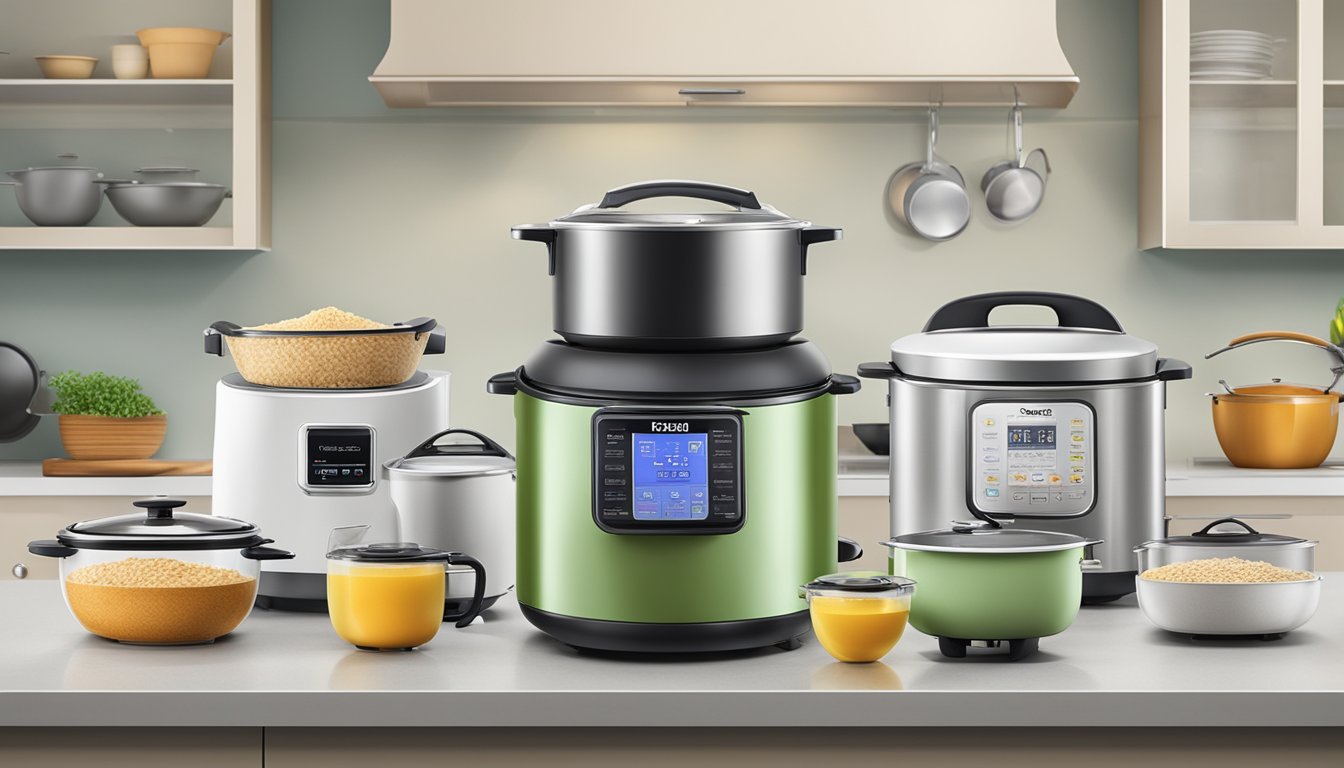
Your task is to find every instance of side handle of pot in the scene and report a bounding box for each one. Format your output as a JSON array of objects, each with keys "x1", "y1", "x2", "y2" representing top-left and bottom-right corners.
[
  {"x1": 1156, "y1": 357, "x2": 1193, "y2": 381},
  {"x1": 444, "y1": 553, "x2": 487, "y2": 629},
  {"x1": 512, "y1": 225, "x2": 558, "y2": 276},
  {"x1": 798, "y1": 227, "x2": 842, "y2": 276},
  {"x1": 27, "y1": 540, "x2": 78, "y2": 558},
  {"x1": 838, "y1": 537, "x2": 863, "y2": 563},
  {"x1": 242, "y1": 539, "x2": 295, "y2": 561},
  {"x1": 422, "y1": 330, "x2": 446, "y2": 355},
  {"x1": 857, "y1": 362, "x2": 897, "y2": 379},
  {"x1": 487, "y1": 371, "x2": 518, "y2": 396},
  {"x1": 827, "y1": 374, "x2": 861, "y2": 396}
]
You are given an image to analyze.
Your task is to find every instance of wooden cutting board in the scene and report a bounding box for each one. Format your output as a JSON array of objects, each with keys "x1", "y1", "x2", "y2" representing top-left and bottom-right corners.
[{"x1": 42, "y1": 459, "x2": 213, "y2": 477}]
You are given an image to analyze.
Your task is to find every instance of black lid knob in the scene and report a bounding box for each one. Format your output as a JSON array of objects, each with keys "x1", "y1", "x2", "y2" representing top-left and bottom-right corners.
[{"x1": 133, "y1": 498, "x2": 188, "y2": 520}]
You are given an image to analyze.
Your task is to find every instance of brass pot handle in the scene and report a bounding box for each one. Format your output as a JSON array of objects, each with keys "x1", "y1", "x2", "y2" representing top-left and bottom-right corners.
[{"x1": 1206, "y1": 330, "x2": 1344, "y2": 393}]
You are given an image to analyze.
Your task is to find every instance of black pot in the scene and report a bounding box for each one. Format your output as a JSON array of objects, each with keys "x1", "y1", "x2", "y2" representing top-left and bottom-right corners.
[{"x1": 512, "y1": 180, "x2": 841, "y2": 351}]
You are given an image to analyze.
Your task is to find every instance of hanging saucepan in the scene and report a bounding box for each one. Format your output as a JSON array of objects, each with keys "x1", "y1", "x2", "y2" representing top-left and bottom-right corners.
[
  {"x1": 887, "y1": 108, "x2": 971, "y2": 241},
  {"x1": 0, "y1": 340, "x2": 43, "y2": 443},
  {"x1": 1205, "y1": 331, "x2": 1344, "y2": 469},
  {"x1": 512, "y1": 180, "x2": 841, "y2": 351},
  {"x1": 0, "y1": 154, "x2": 104, "y2": 226},
  {"x1": 981, "y1": 106, "x2": 1051, "y2": 223}
]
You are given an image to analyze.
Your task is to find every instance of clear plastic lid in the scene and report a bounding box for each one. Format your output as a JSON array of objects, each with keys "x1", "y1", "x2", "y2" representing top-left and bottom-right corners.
[{"x1": 802, "y1": 572, "x2": 915, "y2": 595}]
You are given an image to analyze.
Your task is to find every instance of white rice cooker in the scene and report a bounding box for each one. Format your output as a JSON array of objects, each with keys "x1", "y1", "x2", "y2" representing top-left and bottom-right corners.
[
  {"x1": 384, "y1": 428, "x2": 517, "y2": 616},
  {"x1": 858, "y1": 292, "x2": 1192, "y2": 602}
]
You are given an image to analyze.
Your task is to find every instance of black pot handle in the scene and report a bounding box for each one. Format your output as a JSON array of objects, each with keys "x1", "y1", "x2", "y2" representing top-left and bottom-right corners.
[
  {"x1": 857, "y1": 362, "x2": 897, "y2": 379},
  {"x1": 1193, "y1": 517, "x2": 1260, "y2": 537},
  {"x1": 404, "y1": 428, "x2": 513, "y2": 461},
  {"x1": 598, "y1": 180, "x2": 762, "y2": 211},
  {"x1": 27, "y1": 540, "x2": 78, "y2": 558},
  {"x1": 423, "y1": 330, "x2": 446, "y2": 355},
  {"x1": 241, "y1": 539, "x2": 296, "y2": 561},
  {"x1": 798, "y1": 227, "x2": 842, "y2": 275},
  {"x1": 443, "y1": 553, "x2": 487, "y2": 628},
  {"x1": 827, "y1": 374, "x2": 861, "y2": 396},
  {"x1": 203, "y1": 322, "x2": 240, "y2": 356},
  {"x1": 512, "y1": 225, "x2": 559, "y2": 276},
  {"x1": 838, "y1": 537, "x2": 863, "y2": 563},
  {"x1": 922, "y1": 292, "x2": 1124, "y2": 333},
  {"x1": 486, "y1": 370, "x2": 519, "y2": 396},
  {"x1": 1157, "y1": 357, "x2": 1193, "y2": 381}
]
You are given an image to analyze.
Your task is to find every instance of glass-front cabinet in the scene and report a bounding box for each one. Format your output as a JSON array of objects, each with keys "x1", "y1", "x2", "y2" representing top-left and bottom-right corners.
[{"x1": 1141, "y1": 0, "x2": 1344, "y2": 248}]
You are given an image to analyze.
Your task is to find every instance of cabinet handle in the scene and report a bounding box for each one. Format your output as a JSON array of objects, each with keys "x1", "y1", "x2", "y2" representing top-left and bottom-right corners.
[
  {"x1": 11, "y1": 564, "x2": 28, "y2": 579},
  {"x1": 679, "y1": 88, "x2": 746, "y2": 96}
]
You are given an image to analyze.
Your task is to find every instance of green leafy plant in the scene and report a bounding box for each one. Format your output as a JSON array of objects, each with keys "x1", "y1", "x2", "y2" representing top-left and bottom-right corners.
[
  {"x1": 1332, "y1": 298, "x2": 1344, "y2": 346},
  {"x1": 48, "y1": 371, "x2": 164, "y2": 418}
]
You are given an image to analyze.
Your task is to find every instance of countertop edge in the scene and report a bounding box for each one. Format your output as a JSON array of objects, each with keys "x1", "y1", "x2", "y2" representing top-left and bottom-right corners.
[{"x1": 2, "y1": 690, "x2": 1340, "y2": 728}]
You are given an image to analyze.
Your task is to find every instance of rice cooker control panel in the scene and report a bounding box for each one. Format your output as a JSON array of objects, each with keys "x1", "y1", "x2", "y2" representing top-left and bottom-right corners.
[
  {"x1": 592, "y1": 410, "x2": 744, "y2": 534},
  {"x1": 968, "y1": 401, "x2": 1095, "y2": 518},
  {"x1": 298, "y1": 424, "x2": 376, "y2": 495}
]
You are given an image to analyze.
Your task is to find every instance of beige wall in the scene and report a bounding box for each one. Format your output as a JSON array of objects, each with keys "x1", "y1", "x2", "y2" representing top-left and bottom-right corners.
[{"x1": 3, "y1": 0, "x2": 1342, "y2": 463}]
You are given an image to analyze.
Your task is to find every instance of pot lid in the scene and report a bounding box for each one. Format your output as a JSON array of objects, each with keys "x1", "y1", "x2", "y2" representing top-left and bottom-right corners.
[
  {"x1": 326, "y1": 542, "x2": 452, "y2": 563},
  {"x1": 518, "y1": 339, "x2": 834, "y2": 401},
  {"x1": 886, "y1": 523, "x2": 1098, "y2": 554},
  {"x1": 889, "y1": 292, "x2": 1159, "y2": 384},
  {"x1": 540, "y1": 180, "x2": 811, "y2": 231},
  {"x1": 386, "y1": 428, "x2": 515, "y2": 477},
  {"x1": 0, "y1": 341, "x2": 42, "y2": 443},
  {"x1": 1138, "y1": 518, "x2": 1316, "y2": 550},
  {"x1": 7, "y1": 166, "x2": 100, "y2": 174},
  {"x1": 57, "y1": 498, "x2": 267, "y2": 550},
  {"x1": 803, "y1": 572, "x2": 915, "y2": 594}
]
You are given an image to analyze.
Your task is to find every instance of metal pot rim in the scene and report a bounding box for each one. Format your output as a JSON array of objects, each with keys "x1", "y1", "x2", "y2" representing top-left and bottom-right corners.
[{"x1": 882, "y1": 533, "x2": 1099, "y2": 555}]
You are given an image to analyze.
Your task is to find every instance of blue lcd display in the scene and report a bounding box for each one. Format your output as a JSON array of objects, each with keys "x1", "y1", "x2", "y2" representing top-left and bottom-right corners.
[{"x1": 632, "y1": 433, "x2": 709, "y2": 520}]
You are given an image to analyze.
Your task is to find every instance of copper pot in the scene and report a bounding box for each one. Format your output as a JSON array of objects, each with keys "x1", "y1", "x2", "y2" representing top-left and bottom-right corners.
[{"x1": 1206, "y1": 331, "x2": 1344, "y2": 469}]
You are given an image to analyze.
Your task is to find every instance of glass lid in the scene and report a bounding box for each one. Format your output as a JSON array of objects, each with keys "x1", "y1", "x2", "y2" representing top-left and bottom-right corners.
[
  {"x1": 58, "y1": 498, "x2": 264, "y2": 549},
  {"x1": 803, "y1": 572, "x2": 915, "y2": 593},
  {"x1": 1141, "y1": 517, "x2": 1315, "y2": 549},
  {"x1": 887, "y1": 522, "x2": 1098, "y2": 553},
  {"x1": 326, "y1": 542, "x2": 451, "y2": 563}
]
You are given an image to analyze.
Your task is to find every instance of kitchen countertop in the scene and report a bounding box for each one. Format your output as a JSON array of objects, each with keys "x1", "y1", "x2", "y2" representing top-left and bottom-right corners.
[
  {"x1": 0, "y1": 461, "x2": 211, "y2": 497},
  {"x1": 2, "y1": 578, "x2": 1341, "y2": 728}
]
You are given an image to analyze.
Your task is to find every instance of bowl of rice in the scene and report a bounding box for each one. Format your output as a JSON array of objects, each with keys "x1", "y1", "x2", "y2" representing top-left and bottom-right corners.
[
  {"x1": 1136, "y1": 556, "x2": 1321, "y2": 637},
  {"x1": 203, "y1": 307, "x2": 445, "y2": 389}
]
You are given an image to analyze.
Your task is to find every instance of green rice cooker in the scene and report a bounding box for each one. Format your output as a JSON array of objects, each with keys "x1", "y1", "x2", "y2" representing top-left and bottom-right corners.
[{"x1": 488, "y1": 340, "x2": 861, "y2": 652}]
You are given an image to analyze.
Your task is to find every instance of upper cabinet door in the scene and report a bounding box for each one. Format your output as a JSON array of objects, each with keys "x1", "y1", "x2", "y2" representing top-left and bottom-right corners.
[{"x1": 1140, "y1": 0, "x2": 1341, "y2": 249}]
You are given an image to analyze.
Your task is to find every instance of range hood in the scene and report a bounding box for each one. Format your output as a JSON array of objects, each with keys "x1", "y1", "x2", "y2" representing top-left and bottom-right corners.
[{"x1": 371, "y1": 0, "x2": 1078, "y2": 109}]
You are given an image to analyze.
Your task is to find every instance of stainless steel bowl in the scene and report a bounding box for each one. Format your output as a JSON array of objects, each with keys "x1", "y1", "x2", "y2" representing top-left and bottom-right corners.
[
  {"x1": 1136, "y1": 576, "x2": 1322, "y2": 636},
  {"x1": 102, "y1": 182, "x2": 230, "y2": 226}
]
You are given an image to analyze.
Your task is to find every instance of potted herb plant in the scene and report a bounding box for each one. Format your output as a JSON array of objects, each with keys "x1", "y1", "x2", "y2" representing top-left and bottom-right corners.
[{"x1": 48, "y1": 371, "x2": 166, "y2": 460}]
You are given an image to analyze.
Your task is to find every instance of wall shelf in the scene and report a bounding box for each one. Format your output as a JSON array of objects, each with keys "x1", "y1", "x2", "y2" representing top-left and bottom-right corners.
[
  {"x1": 0, "y1": 79, "x2": 233, "y2": 106},
  {"x1": 0, "y1": 226, "x2": 236, "y2": 250}
]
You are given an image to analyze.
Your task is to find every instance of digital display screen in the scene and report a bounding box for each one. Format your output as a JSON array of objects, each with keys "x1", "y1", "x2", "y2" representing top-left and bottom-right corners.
[
  {"x1": 307, "y1": 427, "x2": 373, "y2": 487},
  {"x1": 631, "y1": 432, "x2": 709, "y2": 520},
  {"x1": 1007, "y1": 425, "x2": 1056, "y2": 449}
]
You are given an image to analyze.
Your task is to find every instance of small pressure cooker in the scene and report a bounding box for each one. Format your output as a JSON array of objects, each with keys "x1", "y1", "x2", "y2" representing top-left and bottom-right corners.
[{"x1": 859, "y1": 292, "x2": 1192, "y2": 602}]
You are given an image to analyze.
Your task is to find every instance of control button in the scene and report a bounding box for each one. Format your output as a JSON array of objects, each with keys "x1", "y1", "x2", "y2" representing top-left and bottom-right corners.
[
  {"x1": 353, "y1": 469, "x2": 364, "y2": 478},
  {"x1": 1031, "y1": 472, "x2": 1045, "y2": 482},
  {"x1": 603, "y1": 464, "x2": 625, "y2": 472},
  {"x1": 980, "y1": 432, "x2": 997, "y2": 441},
  {"x1": 1054, "y1": 493, "x2": 1063, "y2": 502},
  {"x1": 604, "y1": 449, "x2": 627, "y2": 459},
  {"x1": 1048, "y1": 474, "x2": 1062, "y2": 485},
  {"x1": 983, "y1": 474, "x2": 1000, "y2": 485},
  {"x1": 1012, "y1": 492, "x2": 1026, "y2": 501},
  {"x1": 1070, "y1": 454, "x2": 1085, "y2": 463},
  {"x1": 637, "y1": 490, "x2": 654, "y2": 501},
  {"x1": 691, "y1": 488, "x2": 706, "y2": 500},
  {"x1": 1070, "y1": 466, "x2": 1085, "y2": 474},
  {"x1": 604, "y1": 478, "x2": 626, "y2": 486},
  {"x1": 1030, "y1": 493, "x2": 1048, "y2": 504},
  {"x1": 1012, "y1": 473, "x2": 1028, "y2": 483},
  {"x1": 1070, "y1": 474, "x2": 1084, "y2": 484},
  {"x1": 604, "y1": 490, "x2": 629, "y2": 501},
  {"x1": 985, "y1": 488, "x2": 1000, "y2": 498},
  {"x1": 1071, "y1": 433, "x2": 1085, "y2": 443},
  {"x1": 1067, "y1": 492, "x2": 1085, "y2": 500},
  {"x1": 688, "y1": 441, "x2": 702, "y2": 453},
  {"x1": 1070, "y1": 419, "x2": 1085, "y2": 428},
  {"x1": 341, "y1": 469, "x2": 351, "y2": 476},
  {"x1": 984, "y1": 418, "x2": 996, "y2": 427},
  {"x1": 690, "y1": 503, "x2": 706, "y2": 518},
  {"x1": 982, "y1": 446, "x2": 1000, "y2": 453},
  {"x1": 982, "y1": 455, "x2": 1000, "y2": 464}
]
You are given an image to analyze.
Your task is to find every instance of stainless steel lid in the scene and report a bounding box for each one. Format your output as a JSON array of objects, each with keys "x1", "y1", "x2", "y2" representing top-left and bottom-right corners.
[
  {"x1": 889, "y1": 292, "x2": 1159, "y2": 384},
  {"x1": 384, "y1": 428, "x2": 515, "y2": 477},
  {"x1": 885, "y1": 523, "x2": 1099, "y2": 554},
  {"x1": 57, "y1": 498, "x2": 267, "y2": 549},
  {"x1": 1136, "y1": 518, "x2": 1317, "y2": 552},
  {"x1": 544, "y1": 179, "x2": 811, "y2": 231}
]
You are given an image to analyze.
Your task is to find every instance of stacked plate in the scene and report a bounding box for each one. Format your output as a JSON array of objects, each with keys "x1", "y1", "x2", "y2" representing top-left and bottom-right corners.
[{"x1": 1191, "y1": 29, "x2": 1277, "y2": 80}]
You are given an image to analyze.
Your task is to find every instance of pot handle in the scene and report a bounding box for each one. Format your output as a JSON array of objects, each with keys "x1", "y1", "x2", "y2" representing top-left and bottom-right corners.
[
  {"x1": 1205, "y1": 331, "x2": 1344, "y2": 392},
  {"x1": 443, "y1": 553, "x2": 487, "y2": 628},
  {"x1": 597, "y1": 180, "x2": 762, "y2": 211},
  {"x1": 922, "y1": 292, "x2": 1125, "y2": 333},
  {"x1": 512, "y1": 225, "x2": 558, "y2": 276},
  {"x1": 838, "y1": 537, "x2": 863, "y2": 563},
  {"x1": 204, "y1": 322, "x2": 240, "y2": 356},
  {"x1": 857, "y1": 361, "x2": 897, "y2": 379},
  {"x1": 27, "y1": 540, "x2": 78, "y2": 558},
  {"x1": 404, "y1": 428, "x2": 513, "y2": 461},
  {"x1": 1156, "y1": 357, "x2": 1193, "y2": 381},
  {"x1": 1193, "y1": 517, "x2": 1260, "y2": 537},
  {"x1": 826, "y1": 374, "x2": 861, "y2": 396},
  {"x1": 486, "y1": 370, "x2": 519, "y2": 396},
  {"x1": 798, "y1": 227, "x2": 842, "y2": 275},
  {"x1": 241, "y1": 539, "x2": 296, "y2": 561}
]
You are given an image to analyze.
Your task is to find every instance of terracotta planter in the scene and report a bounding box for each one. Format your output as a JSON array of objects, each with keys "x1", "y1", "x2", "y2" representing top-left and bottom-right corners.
[{"x1": 58, "y1": 414, "x2": 167, "y2": 460}]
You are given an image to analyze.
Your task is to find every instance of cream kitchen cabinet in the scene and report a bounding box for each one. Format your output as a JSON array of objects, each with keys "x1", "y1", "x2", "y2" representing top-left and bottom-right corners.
[
  {"x1": 0, "y1": 0, "x2": 269, "y2": 250},
  {"x1": 1140, "y1": 0, "x2": 1344, "y2": 248}
]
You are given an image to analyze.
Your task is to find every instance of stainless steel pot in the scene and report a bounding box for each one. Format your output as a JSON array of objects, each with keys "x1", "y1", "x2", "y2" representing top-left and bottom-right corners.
[
  {"x1": 512, "y1": 180, "x2": 841, "y2": 350},
  {"x1": 858, "y1": 291, "x2": 1193, "y2": 603},
  {"x1": 981, "y1": 106, "x2": 1051, "y2": 223},
  {"x1": 887, "y1": 109, "x2": 970, "y2": 241},
  {"x1": 1135, "y1": 517, "x2": 1317, "y2": 573},
  {"x1": 384, "y1": 428, "x2": 516, "y2": 617},
  {"x1": 101, "y1": 181, "x2": 230, "y2": 226},
  {"x1": 2, "y1": 162, "x2": 104, "y2": 226}
]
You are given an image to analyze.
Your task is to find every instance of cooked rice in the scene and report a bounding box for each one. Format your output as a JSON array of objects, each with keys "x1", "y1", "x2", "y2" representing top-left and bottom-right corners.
[
  {"x1": 249, "y1": 306, "x2": 388, "y2": 332},
  {"x1": 1141, "y1": 556, "x2": 1314, "y2": 584},
  {"x1": 67, "y1": 558, "x2": 253, "y2": 588}
]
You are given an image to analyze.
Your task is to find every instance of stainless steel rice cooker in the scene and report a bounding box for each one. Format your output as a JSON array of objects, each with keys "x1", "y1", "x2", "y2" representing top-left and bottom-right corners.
[
  {"x1": 859, "y1": 292, "x2": 1192, "y2": 602},
  {"x1": 385, "y1": 428, "x2": 516, "y2": 618}
]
